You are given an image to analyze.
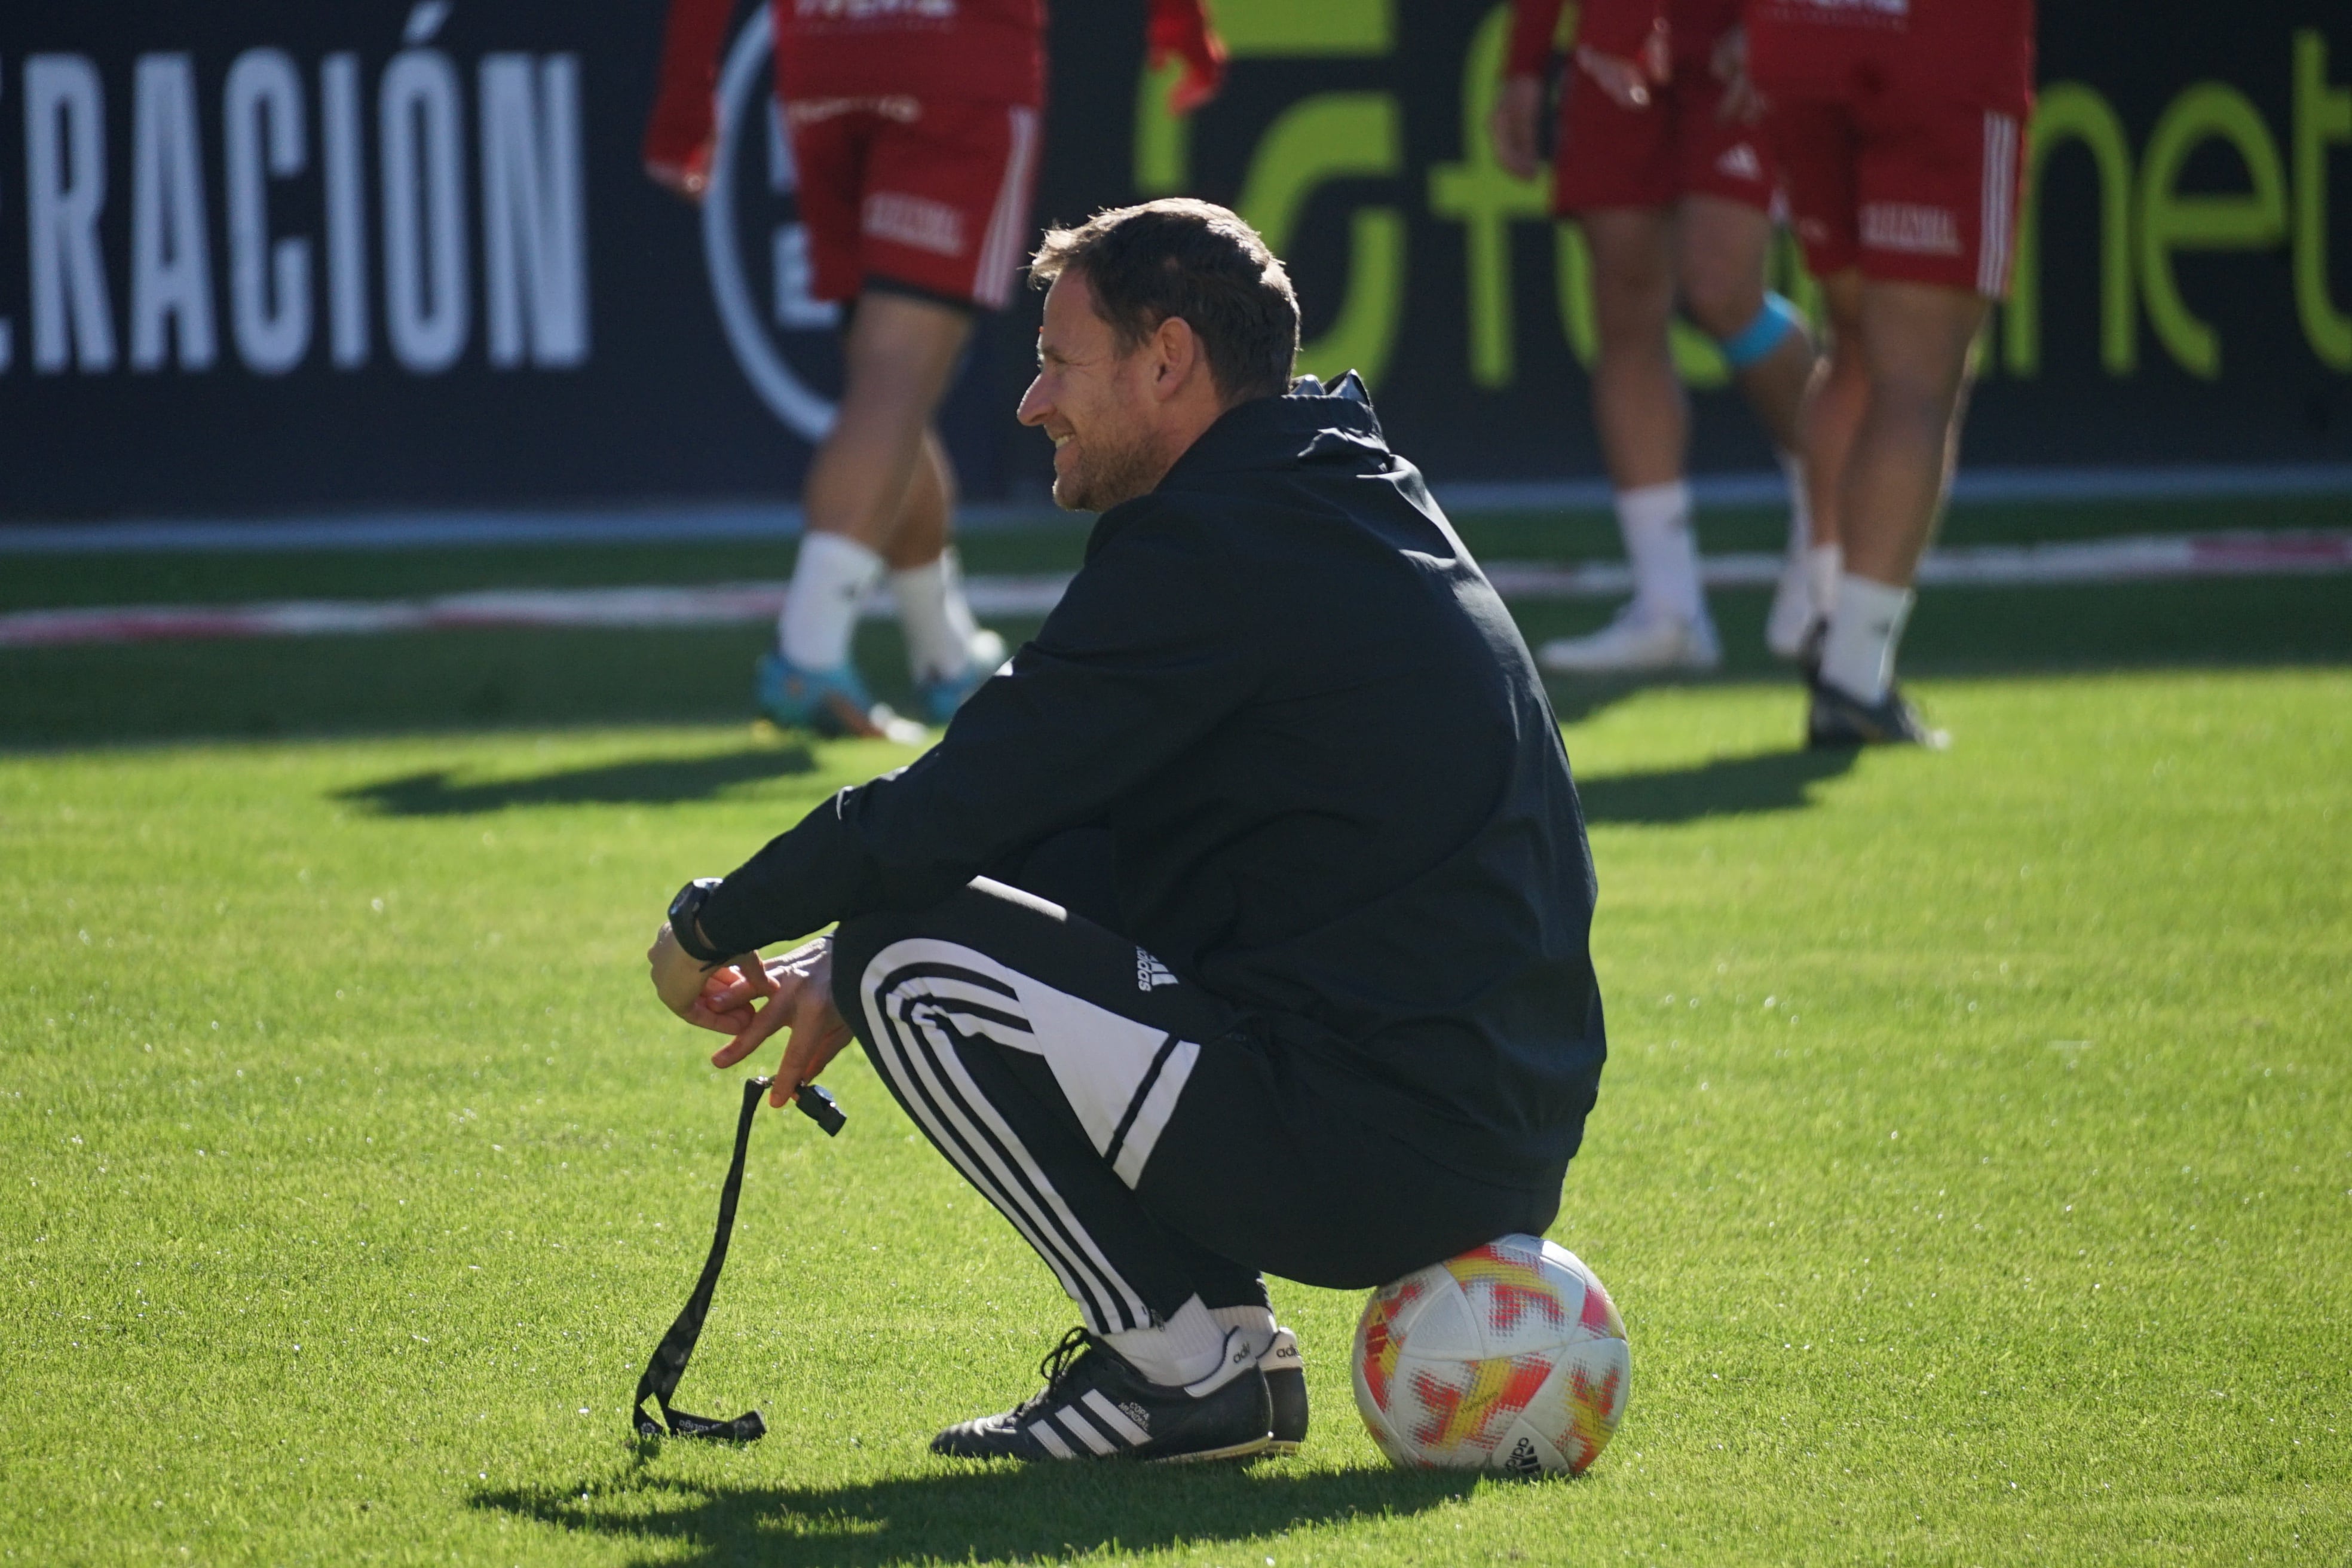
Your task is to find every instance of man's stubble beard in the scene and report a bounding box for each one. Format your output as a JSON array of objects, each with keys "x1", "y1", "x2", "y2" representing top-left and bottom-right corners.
[{"x1": 1052, "y1": 425, "x2": 1167, "y2": 514}]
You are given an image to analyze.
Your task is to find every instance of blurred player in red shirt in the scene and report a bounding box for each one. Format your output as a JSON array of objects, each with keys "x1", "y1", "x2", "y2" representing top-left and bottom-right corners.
[
  {"x1": 644, "y1": 0, "x2": 1226, "y2": 737},
  {"x1": 1493, "y1": 0, "x2": 1832, "y2": 675},
  {"x1": 1748, "y1": 0, "x2": 2035, "y2": 745}
]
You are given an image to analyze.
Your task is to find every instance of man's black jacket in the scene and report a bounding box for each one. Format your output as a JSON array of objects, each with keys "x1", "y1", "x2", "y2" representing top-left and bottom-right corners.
[{"x1": 700, "y1": 383, "x2": 1606, "y2": 1191}]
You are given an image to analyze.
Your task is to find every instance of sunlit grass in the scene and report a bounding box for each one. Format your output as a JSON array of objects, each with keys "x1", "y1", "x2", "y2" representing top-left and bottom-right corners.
[{"x1": 2, "y1": 669, "x2": 2345, "y2": 1564}]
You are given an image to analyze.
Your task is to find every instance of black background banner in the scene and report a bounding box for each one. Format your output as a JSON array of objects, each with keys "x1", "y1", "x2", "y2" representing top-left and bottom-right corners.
[{"x1": 0, "y1": 1, "x2": 2346, "y2": 523}]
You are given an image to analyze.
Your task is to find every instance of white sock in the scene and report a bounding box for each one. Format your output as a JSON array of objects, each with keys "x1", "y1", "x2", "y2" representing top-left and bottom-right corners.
[
  {"x1": 892, "y1": 547, "x2": 984, "y2": 684},
  {"x1": 1818, "y1": 572, "x2": 1915, "y2": 703},
  {"x1": 1105, "y1": 1293, "x2": 1227, "y2": 1389},
  {"x1": 1806, "y1": 543, "x2": 1843, "y2": 619},
  {"x1": 780, "y1": 531, "x2": 883, "y2": 671},
  {"x1": 1778, "y1": 448, "x2": 1812, "y2": 559},
  {"x1": 1208, "y1": 1303, "x2": 1276, "y2": 1366},
  {"x1": 1616, "y1": 480, "x2": 1703, "y2": 624}
]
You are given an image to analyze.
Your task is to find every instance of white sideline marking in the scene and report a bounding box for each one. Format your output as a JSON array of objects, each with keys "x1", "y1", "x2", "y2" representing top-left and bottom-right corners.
[
  {"x1": 1, "y1": 531, "x2": 2344, "y2": 650},
  {"x1": 4, "y1": 464, "x2": 2349, "y2": 555}
]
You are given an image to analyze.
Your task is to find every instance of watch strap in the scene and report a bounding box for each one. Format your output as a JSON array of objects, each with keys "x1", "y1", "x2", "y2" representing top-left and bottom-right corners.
[{"x1": 668, "y1": 878, "x2": 731, "y2": 964}]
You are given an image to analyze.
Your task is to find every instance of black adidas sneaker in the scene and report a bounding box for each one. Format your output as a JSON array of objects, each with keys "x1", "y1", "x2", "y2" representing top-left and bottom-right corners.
[
  {"x1": 1262, "y1": 1328, "x2": 1308, "y2": 1454},
  {"x1": 931, "y1": 1327, "x2": 1273, "y2": 1463}
]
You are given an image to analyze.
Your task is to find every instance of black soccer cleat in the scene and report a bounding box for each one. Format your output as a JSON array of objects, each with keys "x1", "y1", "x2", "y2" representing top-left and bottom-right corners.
[
  {"x1": 1795, "y1": 618, "x2": 1827, "y2": 685},
  {"x1": 930, "y1": 1327, "x2": 1273, "y2": 1463},
  {"x1": 1261, "y1": 1327, "x2": 1309, "y2": 1455},
  {"x1": 1807, "y1": 678, "x2": 1949, "y2": 750}
]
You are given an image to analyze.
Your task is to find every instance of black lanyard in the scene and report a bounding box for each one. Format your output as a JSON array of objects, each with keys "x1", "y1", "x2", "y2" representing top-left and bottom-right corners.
[{"x1": 631, "y1": 1076, "x2": 844, "y2": 1441}]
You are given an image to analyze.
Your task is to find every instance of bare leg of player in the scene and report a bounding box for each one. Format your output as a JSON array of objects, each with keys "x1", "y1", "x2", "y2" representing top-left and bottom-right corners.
[
  {"x1": 883, "y1": 431, "x2": 953, "y2": 571},
  {"x1": 1674, "y1": 195, "x2": 1826, "y2": 657},
  {"x1": 884, "y1": 431, "x2": 1006, "y2": 716},
  {"x1": 1539, "y1": 208, "x2": 1720, "y2": 675},
  {"x1": 1795, "y1": 271, "x2": 1871, "y2": 653},
  {"x1": 1804, "y1": 274, "x2": 1870, "y2": 546},
  {"x1": 1808, "y1": 276, "x2": 1987, "y2": 746},
  {"x1": 762, "y1": 292, "x2": 973, "y2": 737},
  {"x1": 1677, "y1": 197, "x2": 1808, "y2": 449},
  {"x1": 1586, "y1": 209, "x2": 1686, "y2": 492},
  {"x1": 1837, "y1": 280, "x2": 1983, "y2": 586}
]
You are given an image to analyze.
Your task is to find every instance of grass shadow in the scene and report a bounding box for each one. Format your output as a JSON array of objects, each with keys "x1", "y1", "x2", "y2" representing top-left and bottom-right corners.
[
  {"x1": 337, "y1": 745, "x2": 816, "y2": 816},
  {"x1": 1576, "y1": 746, "x2": 1858, "y2": 825},
  {"x1": 476, "y1": 1462, "x2": 1483, "y2": 1568}
]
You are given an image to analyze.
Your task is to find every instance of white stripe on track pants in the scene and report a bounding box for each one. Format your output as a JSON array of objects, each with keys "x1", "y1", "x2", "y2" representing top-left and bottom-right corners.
[{"x1": 830, "y1": 875, "x2": 1561, "y2": 1334}]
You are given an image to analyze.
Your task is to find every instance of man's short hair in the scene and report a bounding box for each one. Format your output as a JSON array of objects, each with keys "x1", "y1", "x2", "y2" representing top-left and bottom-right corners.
[{"x1": 1030, "y1": 199, "x2": 1300, "y2": 404}]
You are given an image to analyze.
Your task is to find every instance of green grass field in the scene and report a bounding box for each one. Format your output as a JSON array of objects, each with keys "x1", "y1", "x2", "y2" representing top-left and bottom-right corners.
[{"x1": 3, "y1": 501, "x2": 2349, "y2": 1564}]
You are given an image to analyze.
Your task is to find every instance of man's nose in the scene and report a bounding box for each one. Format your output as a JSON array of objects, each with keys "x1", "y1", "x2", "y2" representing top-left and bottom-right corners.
[{"x1": 1016, "y1": 375, "x2": 1049, "y2": 427}]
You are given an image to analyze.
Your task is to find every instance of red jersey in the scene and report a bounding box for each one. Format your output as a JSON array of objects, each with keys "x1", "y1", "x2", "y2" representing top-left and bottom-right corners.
[
  {"x1": 1744, "y1": 0, "x2": 2035, "y2": 116},
  {"x1": 776, "y1": 0, "x2": 1046, "y2": 107},
  {"x1": 1505, "y1": 0, "x2": 1743, "y2": 78}
]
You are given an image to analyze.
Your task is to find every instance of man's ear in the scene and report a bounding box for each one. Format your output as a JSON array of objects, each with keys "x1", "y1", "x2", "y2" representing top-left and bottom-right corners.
[{"x1": 1149, "y1": 315, "x2": 1203, "y2": 402}]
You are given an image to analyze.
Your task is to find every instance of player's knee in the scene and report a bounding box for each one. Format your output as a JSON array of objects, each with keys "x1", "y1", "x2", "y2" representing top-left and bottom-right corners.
[
  {"x1": 1677, "y1": 260, "x2": 1757, "y2": 337},
  {"x1": 1709, "y1": 291, "x2": 1805, "y2": 371},
  {"x1": 1585, "y1": 240, "x2": 1675, "y2": 318},
  {"x1": 1590, "y1": 268, "x2": 1676, "y2": 337}
]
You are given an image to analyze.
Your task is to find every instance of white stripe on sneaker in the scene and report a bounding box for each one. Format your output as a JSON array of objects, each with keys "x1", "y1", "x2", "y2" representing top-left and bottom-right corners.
[
  {"x1": 1028, "y1": 1420, "x2": 1077, "y2": 1459},
  {"x1": 1056, "y1": 1407, "x2": 1119, "y2": 1456},
  {"x1": 1082, "y1": 1388, "x2": 1151, "y2": 1446}
]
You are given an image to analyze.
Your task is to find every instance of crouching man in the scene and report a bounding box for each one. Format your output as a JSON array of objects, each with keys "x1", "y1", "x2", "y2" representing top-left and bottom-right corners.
[{"x1": 647, "y1": 200, "x2": 1607, "y2": 1463}]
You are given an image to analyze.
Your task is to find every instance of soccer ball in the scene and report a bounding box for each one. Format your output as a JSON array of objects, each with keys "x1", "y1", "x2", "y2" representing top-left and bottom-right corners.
[{"x1": 1351, "y1": 1233, "x2": 1630, "y2": 1476}]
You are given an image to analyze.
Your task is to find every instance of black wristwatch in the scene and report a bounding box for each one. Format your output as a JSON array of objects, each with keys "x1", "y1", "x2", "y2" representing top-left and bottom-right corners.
[{"x1": 666, "y1": 878, "x2": 731, "y2": 964}]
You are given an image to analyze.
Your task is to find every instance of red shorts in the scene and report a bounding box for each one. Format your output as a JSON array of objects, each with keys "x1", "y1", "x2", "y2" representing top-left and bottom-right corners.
[
  {"x1": 787, "y1": 96, "x2": 1041, "y2": 311},
  {"x1": 1549, "y1": 66, "x2": 1775, "y2": 216},
  {"x1": 1766, "y1": 93, "x2": 2028, "y2": 299}
]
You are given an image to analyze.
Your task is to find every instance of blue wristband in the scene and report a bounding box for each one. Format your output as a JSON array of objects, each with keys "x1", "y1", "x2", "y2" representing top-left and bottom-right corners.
[{"x1": 1717, "y1": 292, "x2": 1803, "y2": 370}]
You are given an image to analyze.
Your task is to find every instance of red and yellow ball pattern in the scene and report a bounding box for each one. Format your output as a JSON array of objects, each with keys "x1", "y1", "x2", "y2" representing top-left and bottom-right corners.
[{"x1": 1351, "y1": 1235, "x2": 1630, "y2": 1475}]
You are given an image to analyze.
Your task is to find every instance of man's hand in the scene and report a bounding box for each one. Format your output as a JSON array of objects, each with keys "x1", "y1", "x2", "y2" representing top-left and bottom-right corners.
[
  {"x1": 652, "y1": 929, "x2": 852, "y2": 1111},
  {"x1": 696, "y1": 940, "x2": 855, "y2": 1109},
  {"x1": 1576, "y1": 44, "x2": 1665, "y2": 111},
  {"x1": 644, "y1": 139, "x2": 715, "y2": 202},
  {"x1": 1147, "y1": 0, "x2": 1228, "y2": 116},
  {"x1": 1711, "y1": 26, "x2": 1764, "y2": 125},
  {"x1": 648, "y1": 920, "x2": 773, "y2": 1024},
  {"x1": 1489, "y1": 75, "x2": 1546, "y2": 181}
]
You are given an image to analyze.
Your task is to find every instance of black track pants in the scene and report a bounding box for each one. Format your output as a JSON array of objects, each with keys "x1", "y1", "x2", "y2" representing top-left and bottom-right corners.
[{"x1": 831, "y1": 875, "x2": 1560, "y2": 1335}]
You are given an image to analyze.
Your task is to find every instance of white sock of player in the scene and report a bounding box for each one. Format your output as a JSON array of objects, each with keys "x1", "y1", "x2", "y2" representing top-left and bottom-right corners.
[
  {"x1": 1818, "y1": 572, "x2": 1915, "y2": 703},
  {"x1": 1806, "y1": 543, "x2": 1845, "y2": 620},
  {"x1": 1779, "y1": 448, "x2": 1843, "y2": 622},
  {"x1": 1208, "y1": 1303, "x2": 1277, "y2": 1365},
  {"x1": 1777, "y1": 448, "x2": 1812, "y2": 561},
  {"x1": 780, "y1": 531, "x2": 883, "y2": 672},
  {"x1": 1105, "y1": 1293, "x2": 1229, "y2": 1389},
  {"x1": 892, "y1": 547, "x2": 984, "y2": 683},
  {"x1": 1616, "y1": 480, "x2": 1704, "y2": 626}
]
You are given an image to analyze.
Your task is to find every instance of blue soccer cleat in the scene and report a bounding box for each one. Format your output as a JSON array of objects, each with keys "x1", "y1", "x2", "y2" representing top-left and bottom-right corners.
[
  {"x1": 755, "y1": 653, "x2": 922, "y2": 742},
  {"x1": 914, "y1": 628, "x2": 1010, "y2": 725},
  {"x1": 915, "y1": 666, "x2": 988, "y2": 726}
]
